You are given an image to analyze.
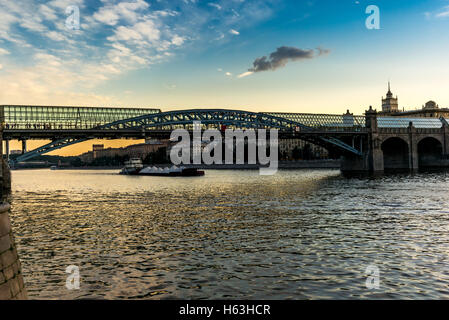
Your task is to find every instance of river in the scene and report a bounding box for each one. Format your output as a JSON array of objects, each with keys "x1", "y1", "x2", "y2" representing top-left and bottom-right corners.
[{"x1": 8, "y1": 169, "x2": 449, "y2": 299}]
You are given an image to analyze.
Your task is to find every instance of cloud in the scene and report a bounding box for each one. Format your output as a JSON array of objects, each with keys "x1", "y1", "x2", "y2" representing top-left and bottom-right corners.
[
  {"x1": 208, "y1": 3, "x2": 222, "y2": 10},
  {"x1": 238, "y1": 71, "x2": 254, "y2": 78},
  {"x1": 171, "y1": 35, "x2": 185, "y2": 46},
  {"x1": 108, "y1": 21, "x2": 161, "y2": 43},
  {"x1": 0, "y1": 48, "x2": 10, "y2": 55},
  {"x1": 46, "y1": 31, "x2": 66, "y2": 41},
  {"x1": 426, "y1": 5, "x2": 449, "y2": 19},
  {"x1": 245, "y1": 46, "x2": 330, "y2": 74},
  {"x1": 436, "y1": 6, "x2": 449, "y2": 18},
  {"x1": 317, "y1": 47, "x2": 330, "y2": 56},
  {"x1": 0, "y1": 54, "x2": 121, "y2": 106},
  {"x1": 47, "y1": 0, "x2": 84, "y2": 10},
  {"x1": 229, "y1": 29, "x2": 240, "y2": 35},
  {"x1": 93, "y1": 0, "x2": 149, "y2": 26},
  {"x1": 38, "y1": 4, "x2": 58, "y2": 21}
]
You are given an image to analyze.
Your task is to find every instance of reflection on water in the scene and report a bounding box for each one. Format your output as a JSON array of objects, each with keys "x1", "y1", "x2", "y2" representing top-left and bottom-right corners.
[{"x1": 8, "y1": 169, "x2": 449, "y2": 299}]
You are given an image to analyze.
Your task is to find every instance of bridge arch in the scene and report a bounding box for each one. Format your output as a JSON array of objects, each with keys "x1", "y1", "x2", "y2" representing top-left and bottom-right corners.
[
  {"x1": 417, "y1": 135, "x2": 444, "y2": 147},
  {"x1": 381, "y1": 137, "x2": 410, "y2": 171},
  {"x1": 418, "y1": 137, "x2": 443, "y2": 169}
]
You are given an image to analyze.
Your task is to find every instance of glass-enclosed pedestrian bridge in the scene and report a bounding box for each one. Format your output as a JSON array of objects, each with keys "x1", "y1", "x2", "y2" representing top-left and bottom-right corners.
[{"x1": 1, "y1": 105, "x2": 161, "y2": 130}]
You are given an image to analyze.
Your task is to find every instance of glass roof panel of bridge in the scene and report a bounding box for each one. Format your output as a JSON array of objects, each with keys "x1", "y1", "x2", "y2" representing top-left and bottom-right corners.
[
  {"x1": 266, "y1": 112, "x2": 366, "y2": 128},
  {"x1": 377, "y1": 117, "x2": 444, "y2": 128}
]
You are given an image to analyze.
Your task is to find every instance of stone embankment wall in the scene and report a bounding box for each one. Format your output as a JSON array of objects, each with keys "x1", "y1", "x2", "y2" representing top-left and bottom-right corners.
[
  {"x1": 0, "y1": 203, "x2": 27, "y2": 299},
  {"x1": 0, "y1": 157, "x2": 27, "y2": 300}
]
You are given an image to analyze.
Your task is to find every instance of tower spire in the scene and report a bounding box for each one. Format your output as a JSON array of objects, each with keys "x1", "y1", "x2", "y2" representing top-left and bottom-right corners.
[{"x1": 386, "y1": 81, "x2": 392, "y2": 97}]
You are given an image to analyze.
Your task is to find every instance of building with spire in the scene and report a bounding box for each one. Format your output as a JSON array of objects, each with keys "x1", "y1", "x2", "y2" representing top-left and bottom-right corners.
[
  {"x1": 381, "y1": 82, "x2": 399, "y2": 113},
  {"x1": 378, "y1": 82, "x2": 449, "y2": 118}
]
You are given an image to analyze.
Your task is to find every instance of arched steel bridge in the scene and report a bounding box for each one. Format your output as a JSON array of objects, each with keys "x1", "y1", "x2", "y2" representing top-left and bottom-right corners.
[{"x1": 2, "y1": 108, "x2": 368, "y2": 163}]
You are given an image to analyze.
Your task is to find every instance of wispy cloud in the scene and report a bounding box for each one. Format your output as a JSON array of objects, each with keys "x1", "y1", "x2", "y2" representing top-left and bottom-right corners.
[
  {"x1": 436, "y1": 6, "x2": 449, "y2": 17},
  {"x1": 238, "y1": 71, "x2": 254, "y2": 78},
  {"x1": 426, "y1": 5, "x2": 449, "y2": 19},
  {"x1": 208, "y1": 3, "x2": 222, "y2": 10}
]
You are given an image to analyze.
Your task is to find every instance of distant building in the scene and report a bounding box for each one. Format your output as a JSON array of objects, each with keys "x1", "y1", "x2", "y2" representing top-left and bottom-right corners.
[
  {"x1": 92, "y1": 144, "x2": 104, "y2": 159},
  {"x1": 79, "y1": 140, "x2": 169, "y2": 164},
  {"x1": 378, "y1": 83, "x2": 449, "y2": 118}
]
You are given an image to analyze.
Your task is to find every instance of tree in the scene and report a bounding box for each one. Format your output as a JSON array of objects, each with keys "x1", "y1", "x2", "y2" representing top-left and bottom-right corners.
[
  {"x1": 292, "y1": 146, "x2": 301, "y2": 160},
  {"x1": 143, "y1": 147, "x2": 168, "y2": 165},
  {"x1": 70, "y1": 157, "x2": 83, "y2": 167},
  {"x1": 303, "y1": 144, "x2": 312, "y2": 160}
]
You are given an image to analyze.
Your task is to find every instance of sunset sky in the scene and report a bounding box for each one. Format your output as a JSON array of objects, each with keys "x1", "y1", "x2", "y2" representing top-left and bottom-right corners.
[{"x1": 2, "y1": 0, "x2": 449, "y2": 155}]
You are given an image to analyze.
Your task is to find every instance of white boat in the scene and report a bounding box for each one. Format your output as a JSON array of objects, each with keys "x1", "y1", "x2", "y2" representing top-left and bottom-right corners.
[
  {"x1": 120, "y1": 160, "x2": 204, "y2": 177},
  {"x1": 119, "y1": 158, "x2": 144, "y2": 175}
]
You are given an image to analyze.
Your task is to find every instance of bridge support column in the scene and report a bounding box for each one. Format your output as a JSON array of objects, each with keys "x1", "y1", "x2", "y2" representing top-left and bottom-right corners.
[
  {"x1": 369, "y1": 144, "x2": 384, "y2": 173},
  {"x1": 408, "y1": 123, "x2": 419, "y2": 173},
  {"x1": 341, "y1": 106, "x2": 384, "y2": 175},
  {"x1": 442, "y1": 121, "x2": 449, "y2": 160},
  {"x1": 4, "y1": 140, "x2": 9, "y2": 163},
  {"x1": 21, "y1": 140, "x2": 27, "y2": 155}
]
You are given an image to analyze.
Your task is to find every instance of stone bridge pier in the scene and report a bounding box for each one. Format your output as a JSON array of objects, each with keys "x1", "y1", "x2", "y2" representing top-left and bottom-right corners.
[{"x1": 341, "y1": 107, "x2": 449, "y2": 174}]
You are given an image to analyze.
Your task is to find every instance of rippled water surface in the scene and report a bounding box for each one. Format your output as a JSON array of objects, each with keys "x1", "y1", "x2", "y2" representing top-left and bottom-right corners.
[{"x1": 9, "y1": 169, "x2": 449, "y2": 299}]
